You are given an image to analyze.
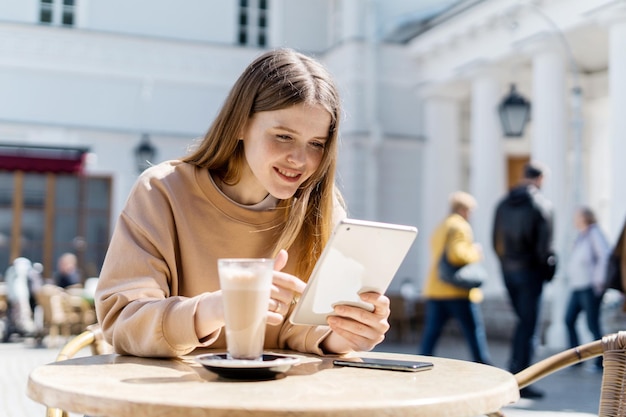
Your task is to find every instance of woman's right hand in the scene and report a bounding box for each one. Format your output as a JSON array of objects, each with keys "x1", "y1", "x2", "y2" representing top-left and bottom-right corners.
[
  {"x1": 194, "y1": 290, "x2": 227, "y2": 342},
  {"x1": 267, "y1": 249, "x2": 306, "y2": 325},
  {"x1": 194, "y1": 249, "x2": 305, "y2": 340}
]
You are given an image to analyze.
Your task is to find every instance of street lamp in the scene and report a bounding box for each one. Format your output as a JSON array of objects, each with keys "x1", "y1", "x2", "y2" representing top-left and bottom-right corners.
[
  {"x1": 134, "y1": 133, "x2": 156, "y2": 174},
  {"x1": 498, "y1": 83, "x2": 531, "y2": 137}
]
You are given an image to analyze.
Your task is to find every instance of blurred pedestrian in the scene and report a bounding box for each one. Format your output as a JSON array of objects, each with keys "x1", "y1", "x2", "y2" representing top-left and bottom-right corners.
[
  {"x1": 420, "y1": 191, "x2": 493, "y2": 365},
  {"x1": 27, "y1": 262, "x2": 44, "y2": 313},
  {"x1": 492, "y1": 161, "x2": 556, "y2": 399},
  {"x1": 54, "y1": 253, "x2": 81, "y2": 289},
  {"x1": 606, "y1": 217, "x2": 626, "y2": 306},
  {"x1": 3, "y1": 257, "x2": 37, "y2": 340},
  {"x1": 564, "y1": 206, "x2": 609, "y2": 371}
]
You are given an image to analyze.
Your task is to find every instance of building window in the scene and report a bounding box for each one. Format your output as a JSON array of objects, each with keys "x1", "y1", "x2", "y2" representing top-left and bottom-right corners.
[
  {"x1": 62, "y1": 0, "x2": 75, "y2": 26},
  {"x1": 0, "y1": 172, "x2": 111, "y2": 280},
  {"x1": 39, "y1": 0, "x2": 75, "y2": 27},
  {"x1": 39, "y1": 0, "x2": 53, "y2": 24},
  {"x1": 238, "y1": 0, "x2": 268, "y2": 47}
]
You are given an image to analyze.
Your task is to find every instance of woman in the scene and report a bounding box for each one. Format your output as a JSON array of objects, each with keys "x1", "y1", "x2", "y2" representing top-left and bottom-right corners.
[
  {"x1": 419, "y1": 191, "x2": 492, "y2": 365},
  {"x1": 564, "y1": 206, "x2": 609, "y2": 369},
  {"x1": 95, "y1": 48, "x2": 390, "y2": 358}
]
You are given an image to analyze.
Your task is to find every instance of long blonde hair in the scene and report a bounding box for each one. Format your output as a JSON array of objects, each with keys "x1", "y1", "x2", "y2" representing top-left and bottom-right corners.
[{"x1": 183, "y1": 48, "x2": 342, "y2": 279}]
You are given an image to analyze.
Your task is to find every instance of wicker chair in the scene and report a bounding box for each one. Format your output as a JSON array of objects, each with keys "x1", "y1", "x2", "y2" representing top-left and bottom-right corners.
[
  {"x1": 35, "y1": 284, "x2": 93, "y2": 346},
  {"x1": 488, "y1": 331, "x2": 626, "y2": 417},
  {"x1": 46, "y1": 324, "x2": 113, "y2": 417}
]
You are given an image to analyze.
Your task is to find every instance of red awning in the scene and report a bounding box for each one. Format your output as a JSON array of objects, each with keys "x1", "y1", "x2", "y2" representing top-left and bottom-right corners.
[{"x1": 0, "y1": 144, "x2": 89, "y2": 174}]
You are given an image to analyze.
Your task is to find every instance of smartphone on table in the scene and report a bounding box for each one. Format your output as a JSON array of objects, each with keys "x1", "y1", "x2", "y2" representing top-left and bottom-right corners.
[{"x1": 333, "y1": 357, "x2": 434, "y2": 372}]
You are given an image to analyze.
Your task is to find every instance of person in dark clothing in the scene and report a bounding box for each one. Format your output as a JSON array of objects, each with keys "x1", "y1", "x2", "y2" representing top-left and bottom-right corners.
[
  {"x1": 492, "y1": 161, "x2": 556, "y2": 399},
  {"x1": 54, "y1": 253, "x2": 81, "y2": 289}
]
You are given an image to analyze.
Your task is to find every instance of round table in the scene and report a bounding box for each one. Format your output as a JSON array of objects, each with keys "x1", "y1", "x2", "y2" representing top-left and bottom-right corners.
[{"x1": 27, "y1": 350, "x2": 519, "y2": 417}]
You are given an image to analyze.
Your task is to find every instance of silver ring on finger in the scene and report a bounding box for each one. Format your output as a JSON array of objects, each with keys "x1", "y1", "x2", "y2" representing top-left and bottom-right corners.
[{"x1": 275, "y1": 300, "x2": 282, "y2": 313}]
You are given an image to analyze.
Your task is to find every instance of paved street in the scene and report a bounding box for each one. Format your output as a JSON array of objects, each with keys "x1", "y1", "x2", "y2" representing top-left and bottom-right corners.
[
  {"x1": 376, "y1": 335, "x2": 602, "y2": 417},
  {"x1": 3, "y1": 332, "x2": 602, "y2": 417},
  {"x1": 1, "y1": 337, "x2": 87, "y2": 417}
]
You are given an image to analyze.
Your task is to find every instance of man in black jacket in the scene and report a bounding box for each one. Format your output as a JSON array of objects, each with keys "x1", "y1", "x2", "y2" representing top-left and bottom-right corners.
[{"x1": 492, "y1": 161, "x2": 556, "y2": 399}]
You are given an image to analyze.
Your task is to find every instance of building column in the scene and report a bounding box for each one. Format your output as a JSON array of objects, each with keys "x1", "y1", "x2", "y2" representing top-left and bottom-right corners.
[
  {"x1": 469, "y1": 69, "x2": 506, "y2": 291},
  {"x1": 532, "y1": 48, "x2": 568, "y2": 247},
  {"x1": 267, "y1": 0, "x2": 284, "y2": 47},
  {"x1": 608, "y1": 15, "x2": 626, "y2": 234},
  {"x1": 419, "y1": 86, "x2": 462, "y2": 283},
  {"x1": 341, "y1": 0, "x2": 363, "y2": 40},
  {"x1": 531, "y1": 47, "x2": 569, "y2": 349}
]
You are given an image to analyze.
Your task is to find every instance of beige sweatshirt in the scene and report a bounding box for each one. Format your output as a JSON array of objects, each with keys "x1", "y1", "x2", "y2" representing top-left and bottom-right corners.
[{"x1": 96, "y1": 160, "x2": 339, "y2": 357}]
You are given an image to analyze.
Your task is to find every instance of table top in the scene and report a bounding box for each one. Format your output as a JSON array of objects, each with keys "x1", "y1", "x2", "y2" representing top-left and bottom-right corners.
[{"x1": 27, "y1": 350, "x2": 519, "y2": 417}]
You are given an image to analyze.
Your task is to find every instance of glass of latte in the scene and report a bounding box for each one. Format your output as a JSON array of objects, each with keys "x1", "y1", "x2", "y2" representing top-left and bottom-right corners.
[{"x1": 218, "y1": 258, "x2": 274, "y2": 361}]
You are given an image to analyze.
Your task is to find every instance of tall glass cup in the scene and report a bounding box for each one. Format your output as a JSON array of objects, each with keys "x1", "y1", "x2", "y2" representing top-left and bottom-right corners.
[{"x1": 218, "y1": 258, "x2": 274, "y2": 361}]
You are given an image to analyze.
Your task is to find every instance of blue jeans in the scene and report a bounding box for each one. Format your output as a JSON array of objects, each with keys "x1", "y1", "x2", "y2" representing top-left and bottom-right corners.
[
  {"x1": 565, "y1": 287, "x2": 603, "y2": 368},
  {"x1": 419, "y1": 299, "x2": 493, "y2": 365},
  {"x1": 502, "y1": 269, "x2": 544, "y2": 374}
]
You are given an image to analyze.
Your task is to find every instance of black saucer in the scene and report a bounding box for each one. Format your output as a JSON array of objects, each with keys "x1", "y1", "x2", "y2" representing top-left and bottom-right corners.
[{"x1": 195, "y1": 353, "x2": 300, "y2": 380}]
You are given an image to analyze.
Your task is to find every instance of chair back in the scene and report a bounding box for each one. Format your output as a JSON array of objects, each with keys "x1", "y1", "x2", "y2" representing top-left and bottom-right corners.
[
  {"x1": 510, "y1": 331, "x2": 626, "y2": 417},
  {"x1": 46, "y1": 324, "x2": 113, "y2": 417},
  {"x1": 598, "y1": 332, "x2": 626, "y2": 417}
]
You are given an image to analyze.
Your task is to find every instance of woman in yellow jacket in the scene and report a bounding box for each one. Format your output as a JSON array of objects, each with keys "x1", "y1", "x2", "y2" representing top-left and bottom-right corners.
[{"x1": 419, "y1": 191, "x2": 493, "y2": 365}]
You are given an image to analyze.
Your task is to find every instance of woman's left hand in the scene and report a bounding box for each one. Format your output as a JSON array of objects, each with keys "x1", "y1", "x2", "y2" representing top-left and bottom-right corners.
[{"x1": 322, "y1": 292, "x2": 390, "y2": 353}]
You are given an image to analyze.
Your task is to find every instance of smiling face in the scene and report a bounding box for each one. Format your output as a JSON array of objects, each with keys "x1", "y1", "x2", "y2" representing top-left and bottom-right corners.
[{"x1": 222, "y1": 103, "x2": 331, "y2": 205}]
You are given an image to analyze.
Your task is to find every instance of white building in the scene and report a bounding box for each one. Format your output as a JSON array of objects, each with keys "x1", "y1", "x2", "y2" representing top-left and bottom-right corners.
[
  {"x1": 405, "y1": 0, "x2": 625, "y2": 345},
  {"x1": 0, "y1": 0, "x2": 431, "y2": 281},
  {"x1": 0, "y1": 0, "x2": 623, "y2": 345}
]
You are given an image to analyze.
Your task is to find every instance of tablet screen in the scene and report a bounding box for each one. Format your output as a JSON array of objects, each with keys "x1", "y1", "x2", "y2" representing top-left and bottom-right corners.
[{"x1": 289, "y1": 219, "x2": 418, "y2": 326}]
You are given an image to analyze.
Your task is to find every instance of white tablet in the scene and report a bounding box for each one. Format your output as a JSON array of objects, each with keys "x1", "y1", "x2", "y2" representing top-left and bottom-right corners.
[{"x1": 289, "y1": 218, "x2": 418, "y2": 326}]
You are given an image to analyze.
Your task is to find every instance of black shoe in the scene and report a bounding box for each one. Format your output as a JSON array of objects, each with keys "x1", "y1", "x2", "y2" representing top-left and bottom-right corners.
[{"x1": 520, "y1": 387, "x2": 544, "y2": 399}]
